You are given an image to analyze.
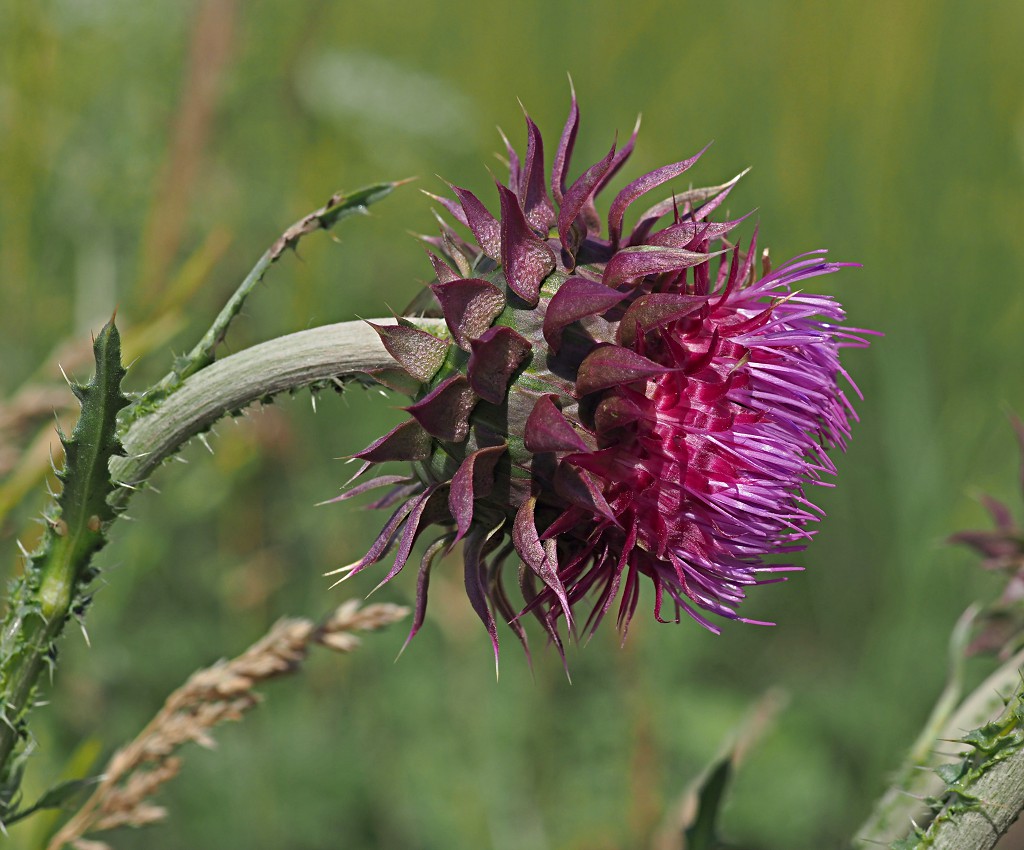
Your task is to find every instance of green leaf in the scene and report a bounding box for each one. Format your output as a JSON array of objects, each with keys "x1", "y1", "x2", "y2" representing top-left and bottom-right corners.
[
  {"x1": 59, "y1": 319, "x2": 129, "y2": 527},
  {"x1": 33, "y1": 777, "x2": 96, "y2": 810},
  {"x1": 934, "y1": 761, "x2": 966, "y2": 786},
  {"x1": 38, "y1": 318, "x2": 129, "y2": 620},
  {"x1": 668, "y1": 691, "x2": 785, "y2": 850},
  {"x1": 890, "y1": 830, "x2": 926, "y2": 850},
  {"x1": 2, "y1": 777, "x2": 99, "y2": 825},
  {"x1": 683, "y1": 758, "x2": 732, "y2": 850}
]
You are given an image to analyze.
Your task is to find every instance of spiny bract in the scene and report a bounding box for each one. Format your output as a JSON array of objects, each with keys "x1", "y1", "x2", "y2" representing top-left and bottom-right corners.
[{"x1": 334, "y1": 92, "x2": 872, "y2": 661}]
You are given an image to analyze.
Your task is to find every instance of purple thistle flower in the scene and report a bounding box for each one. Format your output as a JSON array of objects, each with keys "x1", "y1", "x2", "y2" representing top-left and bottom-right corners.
[{"x1": 335, "y1": 92, "x2": 873, "y2": 661}]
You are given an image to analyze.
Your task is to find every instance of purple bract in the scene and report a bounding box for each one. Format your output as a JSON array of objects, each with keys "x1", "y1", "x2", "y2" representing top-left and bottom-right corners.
[{"x1": 333, "y1": 91, "x2": 873, "y2": 662}]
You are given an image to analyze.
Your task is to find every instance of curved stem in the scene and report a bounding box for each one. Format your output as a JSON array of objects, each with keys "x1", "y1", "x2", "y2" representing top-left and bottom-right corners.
[{"x1": 111, "y1": 317, "x2": 444, "y2": 496}]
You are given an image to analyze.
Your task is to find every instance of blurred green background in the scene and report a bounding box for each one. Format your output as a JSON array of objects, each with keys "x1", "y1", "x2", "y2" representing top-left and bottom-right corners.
[{"x1": 2, "y1": 0, "x2": 1023, "y2": 847}]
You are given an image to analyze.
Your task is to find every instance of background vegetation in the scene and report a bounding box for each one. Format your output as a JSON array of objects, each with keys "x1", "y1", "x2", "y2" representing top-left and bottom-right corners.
[{"x1": 1, "y1": 0, "x2": 1023, "y2": 847}]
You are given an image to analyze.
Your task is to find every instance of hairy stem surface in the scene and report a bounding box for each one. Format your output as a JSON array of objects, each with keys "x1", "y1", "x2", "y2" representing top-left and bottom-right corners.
[{"x1": 111, "y1": 318, "x2": 444, "y2": 495}]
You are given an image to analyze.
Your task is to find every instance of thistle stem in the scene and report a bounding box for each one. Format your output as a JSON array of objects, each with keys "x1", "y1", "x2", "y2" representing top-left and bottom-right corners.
[
  {"x1": 0, "y1": 593, "x2": 70, "y2": 773},
  {"x1": 111, "y1": 317, "x2": 444, "y2": 495},
  {"x1": 0, "y1": 537, "x2": 100, "y2": 772}
]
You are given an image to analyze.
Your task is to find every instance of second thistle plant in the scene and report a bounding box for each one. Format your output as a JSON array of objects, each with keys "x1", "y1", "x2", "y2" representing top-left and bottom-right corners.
[{"x1": 335, "y1": 92, "x2": 874, "y2": 658}]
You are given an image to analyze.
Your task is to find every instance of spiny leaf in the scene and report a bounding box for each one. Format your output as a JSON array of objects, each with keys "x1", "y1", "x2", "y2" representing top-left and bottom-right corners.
[
  {"x1": 268, "y1": 181, "x2": 406, "y2": 261},
  {"x1": 0, "y1": 318, "x2": 129, "y2": 812},
  {"x1": 935, "y1": 761, "x2": 967, "y2": 786},
  {"x1": 58, "y1": 319, "x2": 130, "y2": 535}
]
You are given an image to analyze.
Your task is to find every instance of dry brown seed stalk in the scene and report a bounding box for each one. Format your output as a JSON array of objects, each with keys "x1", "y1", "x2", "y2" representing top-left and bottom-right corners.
[{"x1": 47, "y1": 600, "x2": 407, "y2": 850}]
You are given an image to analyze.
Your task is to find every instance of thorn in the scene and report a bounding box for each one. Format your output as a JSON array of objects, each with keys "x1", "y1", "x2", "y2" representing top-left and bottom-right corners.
[
  {"x1": 78, "y1": 619, "x2": 91, "y2": 648},
  {"x1": 310, "y1": 393, "x2": 318, "y2": 414},
  {"x1": 327, "y1": 561, "x2": 364, "y2": 581},
  {"x1": 16, "y1": 539, "x2": 30, "y2": 559},
  {"x1": 198, "y1": 433, "x2": 214, "y2": 454},
  {"x1": 58, "y1": 363, "x2": 73, "y2": 387},
  {"x1": 113, "y1": 480, "x2": 140, "y2": 491}
]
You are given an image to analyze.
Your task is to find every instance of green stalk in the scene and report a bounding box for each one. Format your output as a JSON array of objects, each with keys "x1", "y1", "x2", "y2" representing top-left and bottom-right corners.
[
  {"x1": 0, "y1": 321, "x2": 127, "y2": 810},
  {"x1": 111, "y1": 319, "x2": 437, "y2": 495},
  {"x1": 127, "y1": 181, "x2": 407, "y2": 423}
]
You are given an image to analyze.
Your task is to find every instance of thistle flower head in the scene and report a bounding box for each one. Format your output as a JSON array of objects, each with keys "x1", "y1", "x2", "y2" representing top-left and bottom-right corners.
[{"x1": 336, "y1": 92, "x2": 872, "y2": 660}]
